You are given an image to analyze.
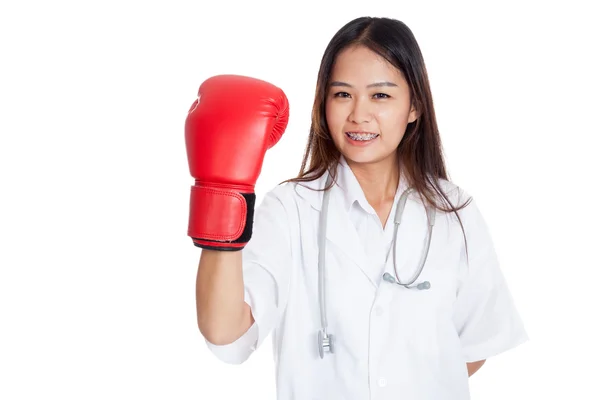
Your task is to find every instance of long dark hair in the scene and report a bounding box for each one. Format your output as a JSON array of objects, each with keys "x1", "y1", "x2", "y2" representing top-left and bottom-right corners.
[{"x1": 283, "y1": 16, "x2": 472, "y2": 257}]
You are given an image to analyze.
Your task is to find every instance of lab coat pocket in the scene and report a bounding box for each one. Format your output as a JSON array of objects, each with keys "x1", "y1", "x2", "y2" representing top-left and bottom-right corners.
[
  {"x1": 393, "y1": 284, "x2": 467, "y2": 387},
  {"x1": 389, "y1": 262, "x2": 455, "y2": 361},
  {"x1": 402, "y1": 293, "x2": 443, "y2": 359}
]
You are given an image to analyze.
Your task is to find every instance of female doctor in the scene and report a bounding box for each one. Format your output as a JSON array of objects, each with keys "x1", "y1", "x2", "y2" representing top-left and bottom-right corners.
[{"x1": 186, "y1": 16, "x2": 528, "y2": 400}]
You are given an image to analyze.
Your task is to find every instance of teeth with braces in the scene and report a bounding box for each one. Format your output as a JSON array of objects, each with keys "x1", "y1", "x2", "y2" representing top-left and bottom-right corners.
[{"x1": 346, "y1": 132, "x2": 379, "y2": 141}]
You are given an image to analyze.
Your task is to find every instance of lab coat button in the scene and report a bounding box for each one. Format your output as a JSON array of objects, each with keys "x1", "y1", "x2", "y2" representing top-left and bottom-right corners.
[
  {"x1": 374, "y1": 306, "x2": 384, "y2": 316},
  {"x1": 378, "y1": 377, "x2": 387, "y2": 387}
]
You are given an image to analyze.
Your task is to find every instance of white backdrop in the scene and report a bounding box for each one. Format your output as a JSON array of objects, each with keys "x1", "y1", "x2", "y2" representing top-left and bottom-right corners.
[{"x1": 1, "y1": 0, "x2": 599, "y2": 399}]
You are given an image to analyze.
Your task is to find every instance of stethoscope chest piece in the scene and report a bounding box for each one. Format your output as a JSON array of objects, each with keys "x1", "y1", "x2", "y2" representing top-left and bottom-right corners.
[{"x1": 318, "y1": 330, "x2": 334, "y2": 359}]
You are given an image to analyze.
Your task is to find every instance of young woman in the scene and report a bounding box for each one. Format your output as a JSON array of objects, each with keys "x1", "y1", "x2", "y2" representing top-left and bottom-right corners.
[{"x1": 187, "y1": 16, "x2": 528, "y2": 400}]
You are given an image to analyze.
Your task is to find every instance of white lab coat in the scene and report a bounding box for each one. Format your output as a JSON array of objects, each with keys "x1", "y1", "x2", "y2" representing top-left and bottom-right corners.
[{"x1": 205, "y1": 157, "x2": 528, "y2": 400}]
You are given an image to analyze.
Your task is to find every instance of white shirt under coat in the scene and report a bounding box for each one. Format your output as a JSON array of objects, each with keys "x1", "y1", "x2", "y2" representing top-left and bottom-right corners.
[{"x1": 204, "y1": 156, "x2": 529, "y2": 400}]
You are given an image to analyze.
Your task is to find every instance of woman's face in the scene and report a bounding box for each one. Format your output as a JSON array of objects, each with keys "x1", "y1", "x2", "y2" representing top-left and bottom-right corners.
[{"x1": 325, "y1": 45, "x2": 418, "y2": 165}]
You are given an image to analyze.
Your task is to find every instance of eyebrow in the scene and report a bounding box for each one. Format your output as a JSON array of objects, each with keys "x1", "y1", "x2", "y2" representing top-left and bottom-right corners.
[{"x1": 329, "y1": 81, "x2": 399, "y2": 88}]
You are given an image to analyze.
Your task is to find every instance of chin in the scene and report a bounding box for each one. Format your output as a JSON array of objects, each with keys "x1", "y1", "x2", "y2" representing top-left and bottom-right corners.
[{"x1": 340, "y1": 149, "x2": 396, "y2": 166}]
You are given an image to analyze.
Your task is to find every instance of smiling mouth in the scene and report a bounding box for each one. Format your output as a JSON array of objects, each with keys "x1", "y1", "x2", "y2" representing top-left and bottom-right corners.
[{"x1": 345, "y1": 132, "x2": 380, "y2": 141}]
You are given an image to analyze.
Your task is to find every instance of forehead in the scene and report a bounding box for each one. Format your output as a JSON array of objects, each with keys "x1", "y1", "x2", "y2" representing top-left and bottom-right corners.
[{"x1": 330, "y1": 45, "x2": 406, "y2": 85}]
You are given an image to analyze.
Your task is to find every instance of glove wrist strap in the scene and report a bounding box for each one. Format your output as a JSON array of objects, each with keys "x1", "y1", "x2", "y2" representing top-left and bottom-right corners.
[{"x1": 188, "y1": 185, "x2": 256, "y2": 251}]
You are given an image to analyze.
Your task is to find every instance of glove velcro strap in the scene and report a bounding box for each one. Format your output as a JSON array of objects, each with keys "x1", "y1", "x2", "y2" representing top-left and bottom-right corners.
[{"x1": 188, "y1": 185, "x2": 255, "y2": 250}]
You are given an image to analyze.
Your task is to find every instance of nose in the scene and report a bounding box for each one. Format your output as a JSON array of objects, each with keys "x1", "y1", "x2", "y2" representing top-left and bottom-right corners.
[{"x1": 348, "y1": 97, "x2": 373, "y2": 124}]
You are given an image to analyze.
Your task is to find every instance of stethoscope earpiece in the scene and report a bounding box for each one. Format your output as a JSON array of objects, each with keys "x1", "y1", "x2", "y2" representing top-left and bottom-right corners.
[
  {"x1": 382, "y1": 272, "x2": 396, "y2": 284},
  {"x1": 417, "y1": 281, "x2": 431, "y2": 290},
  {"x1": 382, "y1": 272, "x2": 431, "y2": 290}
]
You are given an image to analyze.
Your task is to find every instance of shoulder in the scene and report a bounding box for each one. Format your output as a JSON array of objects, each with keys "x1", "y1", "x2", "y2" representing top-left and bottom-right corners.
[
  {"x1": 433, "y1": 177, "x2": 494, "y2": 239},
  {"x1": 250, "y1": 178, "x2": 325, "y2": 250},
  {"x1": 260, "y1": 173, "x2": 328, "y2": 213},
  {"x1": 432, "y1": 177, "x2": 474, "y2": 209},
  {"x1": 259, "y1": 180, "x2": 301, "y2": 207},
  {"x1": 430, "y1": 177, "x2": 491, "y2": 238}
]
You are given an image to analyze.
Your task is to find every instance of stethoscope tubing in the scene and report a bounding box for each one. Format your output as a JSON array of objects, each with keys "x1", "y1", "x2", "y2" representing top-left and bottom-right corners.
[{"x1": 317, "y1": 171, "x2": 435, "y2": 358}]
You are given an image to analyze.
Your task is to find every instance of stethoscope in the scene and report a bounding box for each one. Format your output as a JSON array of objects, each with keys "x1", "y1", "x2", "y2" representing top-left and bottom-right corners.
[{"x1": 317, "y1": 172, "x2": 437, "y2": 359}]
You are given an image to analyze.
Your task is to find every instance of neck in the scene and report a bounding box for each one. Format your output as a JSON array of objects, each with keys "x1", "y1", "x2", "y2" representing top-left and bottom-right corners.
[{"x1": 346, "y1": 154, "x2": 400, "y2": 208}]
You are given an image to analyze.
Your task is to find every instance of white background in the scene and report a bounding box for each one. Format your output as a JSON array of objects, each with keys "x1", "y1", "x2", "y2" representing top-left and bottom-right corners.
[{"x1": 1, "y1": 0, "x2": 598, "y2": 399}]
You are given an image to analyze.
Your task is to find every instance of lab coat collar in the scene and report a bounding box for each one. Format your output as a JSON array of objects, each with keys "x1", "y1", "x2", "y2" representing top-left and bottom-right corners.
[
  {"x1": 337, "y1": 156, "x2": 366, "y2": 213},
  {"x1": 293, "y1": 157, "x2": 410, "y2": 289},
  {"x1": 337, "y1": 156, "x2": 410, "y2": 216},
  {"x1": 293, "y1": 155, "x2": 410, "y2": 212},
  {"x1": 291, "y1": 157, "x2": 350, "y2": 212},
  {"x1": 294, "y1": 173, "x2": 374, "y2": 287}
]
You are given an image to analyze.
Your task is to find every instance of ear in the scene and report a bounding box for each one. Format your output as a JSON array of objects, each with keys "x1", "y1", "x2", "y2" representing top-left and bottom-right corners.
[{"x1": 408, "y1": 104, "x2": 419, "y2": 123}]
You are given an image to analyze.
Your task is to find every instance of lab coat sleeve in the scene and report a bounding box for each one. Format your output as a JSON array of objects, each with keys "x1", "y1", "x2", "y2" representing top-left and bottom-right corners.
[
  {"x1": 204, "y1": 188, "x2": 292, "y2": 364},
  {"x1": 452, "y1": 195, "x2": 529, "y2": 363}
]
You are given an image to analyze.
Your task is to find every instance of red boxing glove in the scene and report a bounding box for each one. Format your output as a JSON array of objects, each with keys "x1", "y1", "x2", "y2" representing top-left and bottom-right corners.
[{"x1": 185, "y1": 75, "x2": 289, "y2": 250}]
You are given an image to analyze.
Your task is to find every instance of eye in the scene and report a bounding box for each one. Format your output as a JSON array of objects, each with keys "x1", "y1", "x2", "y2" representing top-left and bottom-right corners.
[
  {"x1": 373, "y1": 93, "x2": 390, "y2": 99},
  {"x1": 333, "y1": 91, "x2": 351, "y2": 98}
]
